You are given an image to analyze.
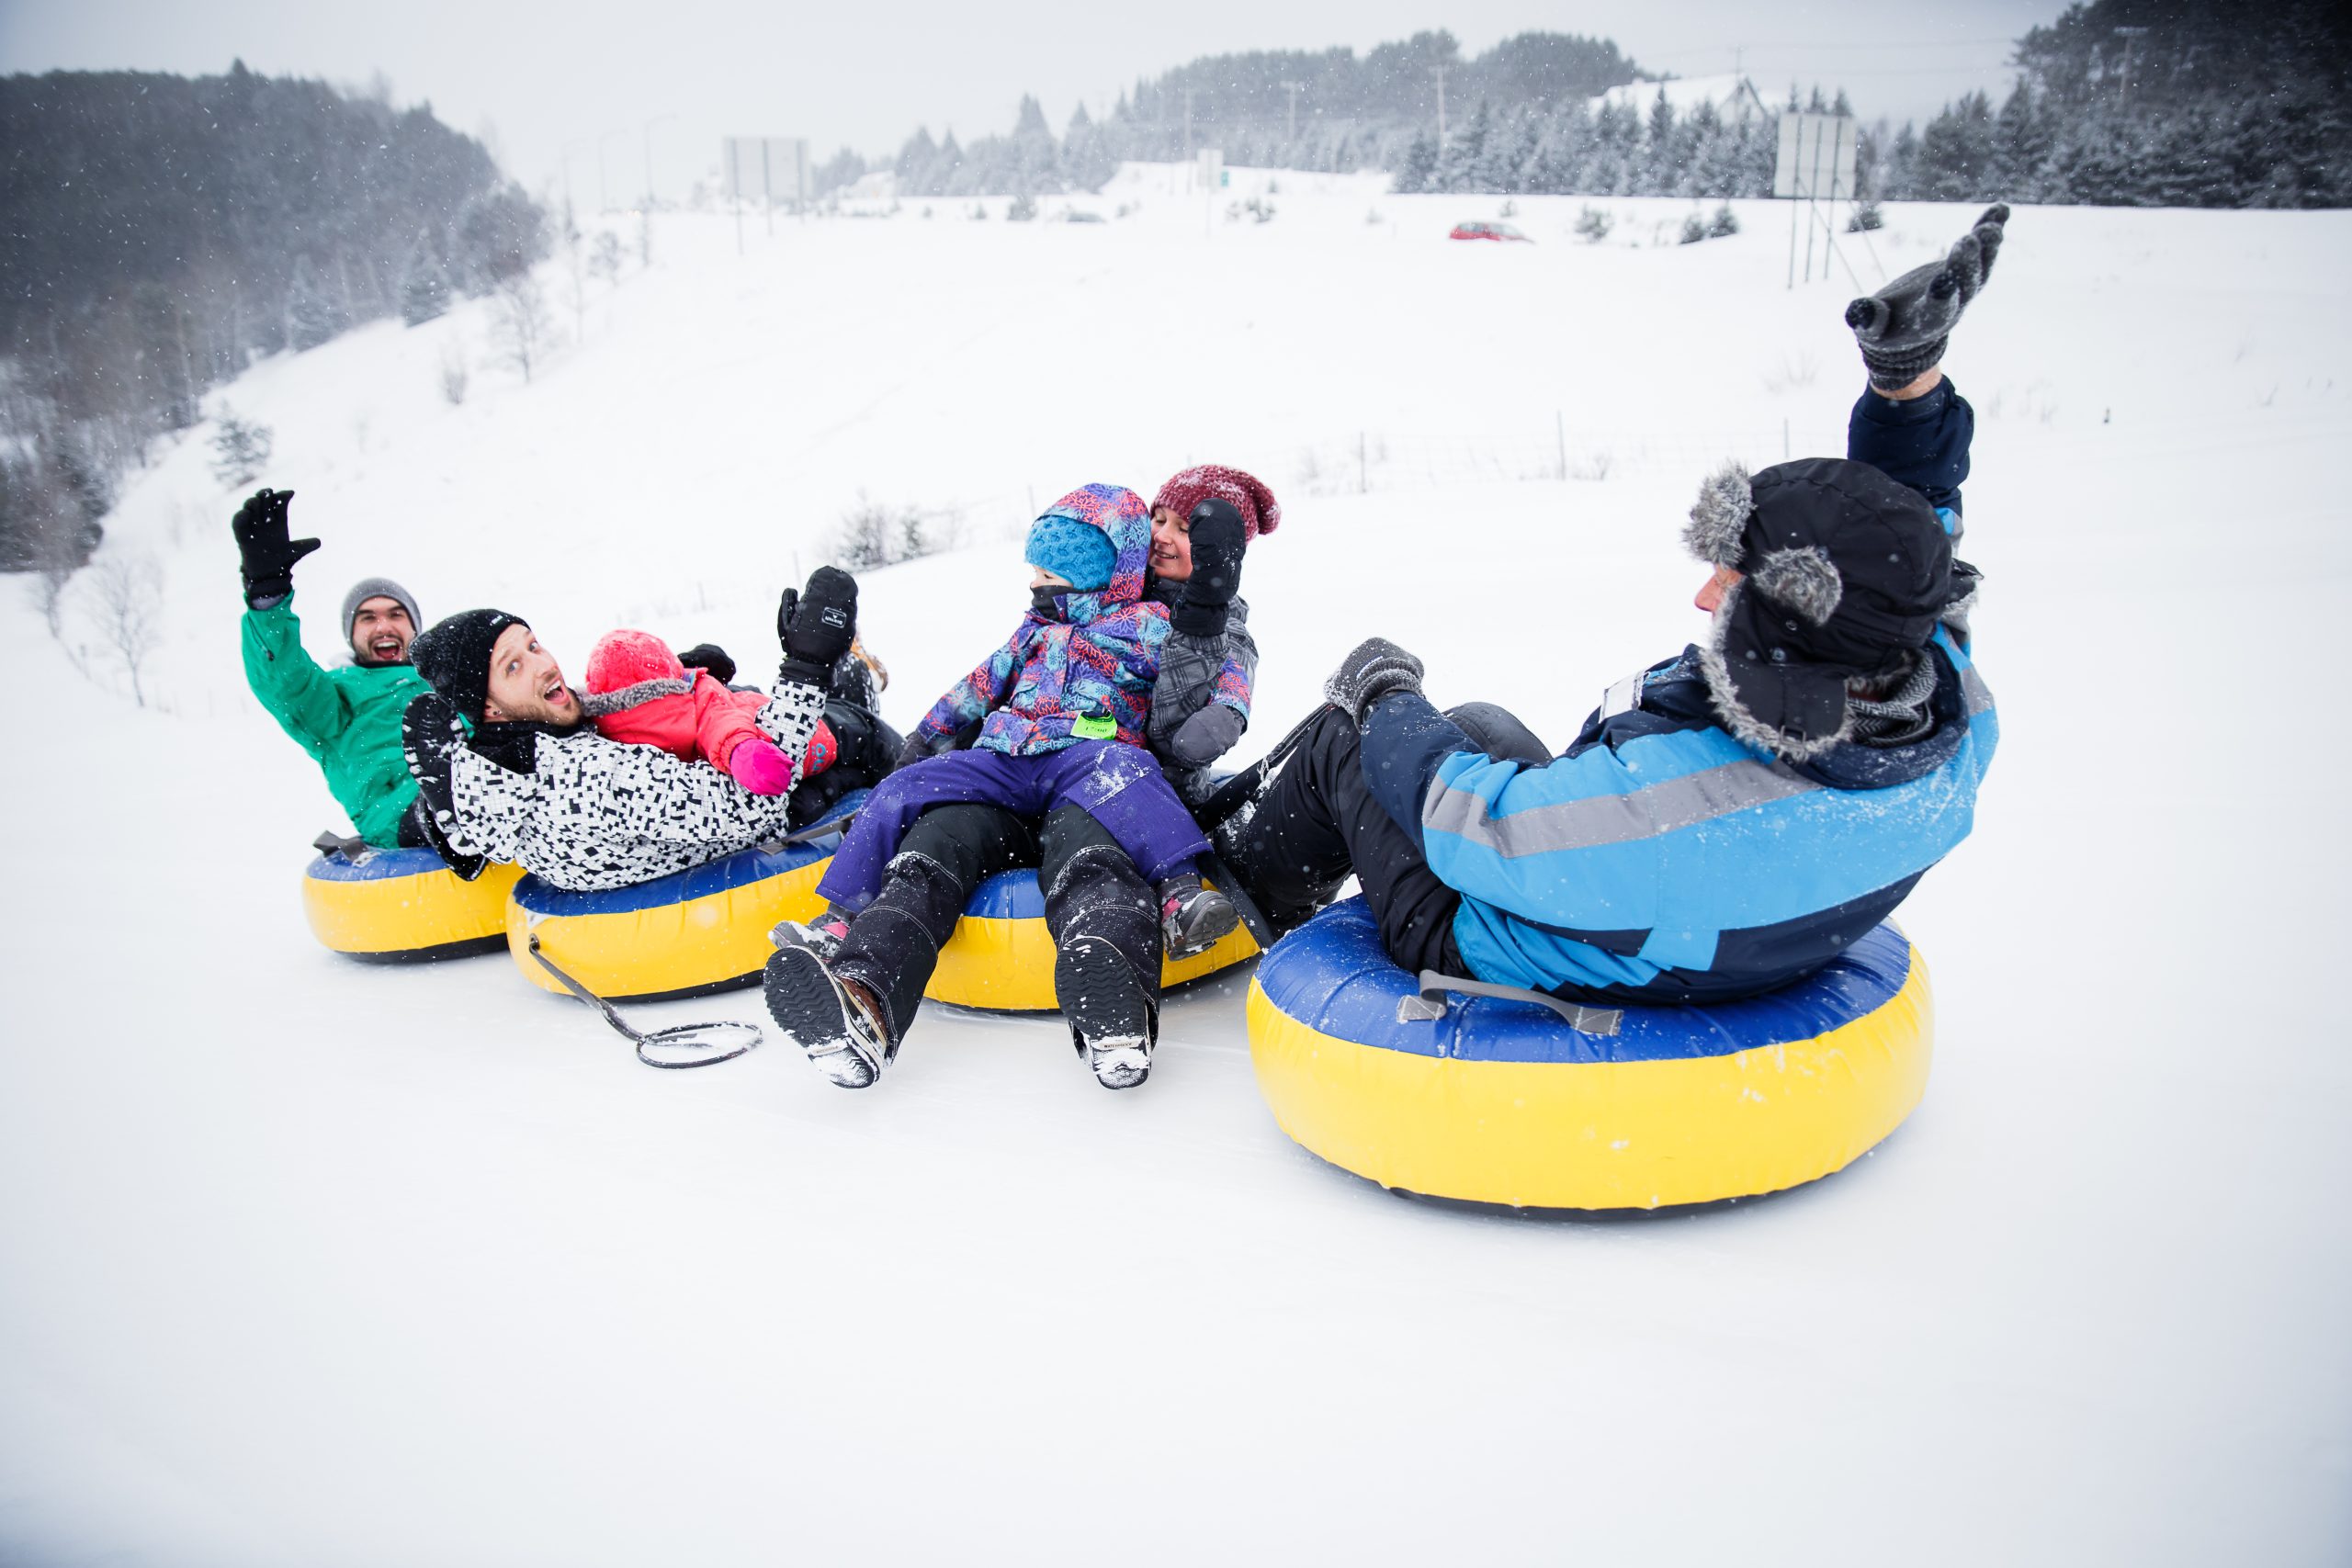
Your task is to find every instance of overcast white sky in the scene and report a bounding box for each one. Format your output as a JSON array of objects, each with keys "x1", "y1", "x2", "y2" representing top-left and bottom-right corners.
[{"x1": 2, "y1": 1, "x2": 2068, "y2": 205}]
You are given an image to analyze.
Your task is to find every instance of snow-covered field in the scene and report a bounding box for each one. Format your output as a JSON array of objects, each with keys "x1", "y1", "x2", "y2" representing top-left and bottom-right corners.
[{"x1": 4, "y1": 164, "x2": 2348, "y2": 1564}]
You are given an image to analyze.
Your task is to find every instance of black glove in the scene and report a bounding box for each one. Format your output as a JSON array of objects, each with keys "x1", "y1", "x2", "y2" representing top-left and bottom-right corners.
[
  {"x1": 1170, "y1": 499, "x2": 1249, "y2": 637},
  {"x1": 894, "y1": 734, "x2": 936, "y2": 772},
  {"x1": 400, "y1": 693, "x2": 488, "y2": 880},
  {"x1": 777, "y1": 566, "x2": 858, "y2": 686},
  {"x1": 232, "y1": 487, "x2": 320, "y2": 606},
  {"x1": 1845, "y1": 203, "x2": 2007, "y2": 391},
  {"x1": 1324, "y1": 637, "x2": 1424, "y2": 726},
  {"x1": 677, "y1": 643, "x2": 737, "y2": 685}
]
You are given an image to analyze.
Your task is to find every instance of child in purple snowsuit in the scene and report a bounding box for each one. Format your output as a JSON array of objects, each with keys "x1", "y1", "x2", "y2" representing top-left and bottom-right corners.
[{"x1": 812, "y1": 483, "x2": 1223, "y2": 923}]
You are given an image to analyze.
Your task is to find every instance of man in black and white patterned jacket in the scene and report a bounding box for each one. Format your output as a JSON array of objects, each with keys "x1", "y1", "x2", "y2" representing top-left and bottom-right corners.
[{"x1": 400, "y1": 570, "x2": 861, "y2": 894}]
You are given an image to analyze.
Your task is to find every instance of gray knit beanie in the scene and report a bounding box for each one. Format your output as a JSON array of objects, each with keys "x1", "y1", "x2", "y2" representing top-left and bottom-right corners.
[{"x1": 342, "y1": 577, "x2": 422, "y2": 644}]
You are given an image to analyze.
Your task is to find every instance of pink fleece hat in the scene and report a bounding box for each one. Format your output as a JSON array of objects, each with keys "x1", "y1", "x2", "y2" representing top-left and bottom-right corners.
[
  {"x1": 580, "y1": 628, "x2": 691, "y2": 714},
  {"x1": 1151, "y1": 465, "x2": 1282, "y2": 541}
]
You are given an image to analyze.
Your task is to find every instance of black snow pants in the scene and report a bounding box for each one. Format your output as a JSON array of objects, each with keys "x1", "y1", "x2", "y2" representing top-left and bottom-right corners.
[
  {"x1": 829, "y1": 800, "x2": 1162, "y2": 1046},
  {"x1": 1216, "y1": 702, "x2": 1548, "y2": 976}
]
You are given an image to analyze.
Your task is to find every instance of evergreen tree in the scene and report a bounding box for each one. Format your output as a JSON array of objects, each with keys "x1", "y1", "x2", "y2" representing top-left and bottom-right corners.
[
  {"x1": 1392, "y1": 131, "x2": 1437, "y2": 193},
  {"x1": 399, "y1": 233, "x2": 451, "y2": 326},
  {"x1": 1061, "y1": 103, "x2": 1117, "y2": 193},
  {"x1": 285, "y1": 254, "x2": 344, "y2": 351}
]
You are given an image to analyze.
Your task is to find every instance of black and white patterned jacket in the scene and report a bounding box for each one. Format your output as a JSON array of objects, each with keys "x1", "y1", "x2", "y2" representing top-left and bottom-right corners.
[{"x1": 448, "y1": 677, "x2": 826, "y2": 893}]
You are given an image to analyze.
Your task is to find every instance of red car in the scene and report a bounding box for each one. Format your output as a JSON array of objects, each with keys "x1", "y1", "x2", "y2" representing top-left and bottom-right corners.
[{"x1": 1449, "y1": 220, "x2": 1532, "y2": 243}]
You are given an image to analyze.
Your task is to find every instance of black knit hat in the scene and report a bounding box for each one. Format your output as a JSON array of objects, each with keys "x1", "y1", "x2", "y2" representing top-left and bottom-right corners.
[
  {"x1": 1682, "y1": 457, "x2": 1955, "y2": 760},
  {"x1": 409, "y1": 608, "x2": 526, "y2": 725}
]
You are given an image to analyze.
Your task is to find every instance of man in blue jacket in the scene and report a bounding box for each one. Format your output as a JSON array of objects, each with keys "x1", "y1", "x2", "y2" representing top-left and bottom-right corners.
[{"x1": 1225, "y1": 206, "x2": 2007, "y2": 1007}]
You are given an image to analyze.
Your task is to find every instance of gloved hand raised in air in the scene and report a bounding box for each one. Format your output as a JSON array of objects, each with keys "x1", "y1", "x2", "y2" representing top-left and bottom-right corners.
[
  {"x1": 1170, "y1": 498, "x2": 1249, "y2": 638},
  {"x1": 1323, "y1": 637, "x2": 1424, "y2": 727},
  {"x1": 776, "y1": 566, "x2": 858, "y2": 688},
  {"x1": 1845, "y1": 204, "x2": 2008, "y2": 391},
  {"x1": 232, "y1": 487, "x2": 321, "y2": 606}
]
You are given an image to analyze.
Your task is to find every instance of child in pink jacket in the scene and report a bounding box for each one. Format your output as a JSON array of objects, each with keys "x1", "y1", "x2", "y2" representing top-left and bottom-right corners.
[{"x1": 581, "y1": 629, "x2": 835, "y2": 795}]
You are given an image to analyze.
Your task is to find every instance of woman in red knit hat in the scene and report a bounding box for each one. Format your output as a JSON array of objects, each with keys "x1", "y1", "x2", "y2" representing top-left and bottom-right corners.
[{"x1": 1138, "y1": 463, "x2": 1281, "y2": 803}]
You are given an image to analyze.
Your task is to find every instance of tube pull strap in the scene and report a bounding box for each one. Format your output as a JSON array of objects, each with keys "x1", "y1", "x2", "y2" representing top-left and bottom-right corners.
[{"x1": 1399, "y1": 971, "x2": 1623, "y2": 1037}]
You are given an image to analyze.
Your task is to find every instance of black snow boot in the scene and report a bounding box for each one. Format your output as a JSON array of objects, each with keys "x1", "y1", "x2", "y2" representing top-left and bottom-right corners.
[
  {"x1": 400, "y1": 693, "x2": 487, "y2": 880},
  {"x1": 1157, "y1": 871, "x2": 1239, "y2": 959},
  {"x1": 763, "y1": 944, "x2": 893, "y2": 1089},
  {"x1": 1054, "y1": 933, "x2": 1158, "y2": 1089},
  {"x1": 1041, "y1": 807, "x2": 1164, "y2": 1089}
]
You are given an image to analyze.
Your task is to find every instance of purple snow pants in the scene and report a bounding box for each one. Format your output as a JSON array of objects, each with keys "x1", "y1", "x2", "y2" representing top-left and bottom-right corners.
[{"x1": 815, "y1": 740, "x2": 1210, "y2": 912}]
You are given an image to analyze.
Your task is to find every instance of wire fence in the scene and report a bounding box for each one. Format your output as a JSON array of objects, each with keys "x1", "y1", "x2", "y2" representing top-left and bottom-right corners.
[{"x1": 1289, "y1": 419, "x2": 1798, "y2": 496}]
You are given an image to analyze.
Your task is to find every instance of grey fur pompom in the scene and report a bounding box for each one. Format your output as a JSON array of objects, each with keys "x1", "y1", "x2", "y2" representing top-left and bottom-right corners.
[
  {"x1": 1683, "y1": 460, "x2": 1752, "y2": 567},
  {"x1": 1751, "y1": 545, "x2": 1844, "y2": 626}
]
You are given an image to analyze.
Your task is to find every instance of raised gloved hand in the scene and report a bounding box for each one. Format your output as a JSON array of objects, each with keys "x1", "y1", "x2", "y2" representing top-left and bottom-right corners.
[
  {"x1": 1845, "y1": 203, "x2": 2008, "y2": 391},
  {"x1": 1166, "y1": 703, "x2": 1245, "y2": 768},
  {"x1": 678, "y1": 643, "x2": 737, "y2": 685},
  {"x1": 400, "y1": 692, "x2": 488, "y2": 880},
  {"x1": 728, "y1": 737, "x2": 796, "y2": 795},
  {"x1": 1170, "y1": 499, "x2": 1248, "y2": 637},
  {"x1": 1323, "y1": 637, "x2": 1424, "y2": 726},
  {"x1": 777, "y1": 566, "x2": 858, "y2": 687},
  {"x1": 232, "y1": 487, "x2": 320, "y2": 606}
]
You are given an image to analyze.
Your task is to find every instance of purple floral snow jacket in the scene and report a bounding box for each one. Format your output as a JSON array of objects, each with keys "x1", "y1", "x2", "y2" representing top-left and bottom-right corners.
[{"x1": 913, "y1": 484, "x2": 1172, "y2": 757}]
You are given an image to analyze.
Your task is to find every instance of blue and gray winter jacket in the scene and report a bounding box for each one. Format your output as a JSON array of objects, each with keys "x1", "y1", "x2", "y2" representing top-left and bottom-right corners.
[{"x1": 1358, "y1": 379, "x2": 1996, "y2": 1004}]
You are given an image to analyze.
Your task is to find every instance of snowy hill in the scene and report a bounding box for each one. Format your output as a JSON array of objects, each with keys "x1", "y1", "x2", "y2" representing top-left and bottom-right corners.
[{"x1": 4, "y1": 164, "x2": 2348, "y2": 1564}]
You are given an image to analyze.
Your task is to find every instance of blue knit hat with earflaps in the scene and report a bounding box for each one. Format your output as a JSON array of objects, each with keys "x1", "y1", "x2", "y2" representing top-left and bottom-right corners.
[{"x1": 1024, "y1": 512, "x2": 1115, "y2": 592}]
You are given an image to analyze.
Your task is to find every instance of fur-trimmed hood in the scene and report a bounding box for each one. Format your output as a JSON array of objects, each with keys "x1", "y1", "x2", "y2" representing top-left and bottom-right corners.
[{"x1": 1682, "y1": 457, "x2": 1962, "y2": 761}]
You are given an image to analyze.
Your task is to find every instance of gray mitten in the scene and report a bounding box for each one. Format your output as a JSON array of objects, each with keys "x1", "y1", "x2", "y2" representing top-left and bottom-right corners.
[
  {"x1": 1324, "y1": 637, "x2": 1424, "y2": 726},
  {"x1": 1845, "y1": 203, "x2": 2008, "y2": 390},
  {"x1": 1166, "y1": 703, "x2": 1245, "y2": 769}
]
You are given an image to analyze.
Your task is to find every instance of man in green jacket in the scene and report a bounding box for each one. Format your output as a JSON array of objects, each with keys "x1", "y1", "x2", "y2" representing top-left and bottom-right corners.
[{"x1": 235, "y1": 488, "x2": 432, "y2": 848}]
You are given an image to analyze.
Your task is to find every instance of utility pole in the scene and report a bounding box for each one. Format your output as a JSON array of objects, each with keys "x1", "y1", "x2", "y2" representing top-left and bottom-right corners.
[
  {"x1": 2112, "y1": 26, "x2": 2149, "y2": 105},
  {"x1": 641, "y1": 113, "x2": 675, "y2": 207},
  {"x1": 1279, "y1": 79, "x2": 1306, "y2": 143},
  {"x1": 1434, "y1": 62, "x2": 1447, "y2": 144}
]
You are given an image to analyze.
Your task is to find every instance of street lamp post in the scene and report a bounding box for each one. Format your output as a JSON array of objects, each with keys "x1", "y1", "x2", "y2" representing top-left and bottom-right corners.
[
  {"x1": 560, "y1": 138, "x2": 592, "y2": 217},
  {"x1": 597, "y1": 130, "x2": 629, "y2": 212},
  {"x1": 641, "y1": 113, "x2": 677, "y2": 208}
]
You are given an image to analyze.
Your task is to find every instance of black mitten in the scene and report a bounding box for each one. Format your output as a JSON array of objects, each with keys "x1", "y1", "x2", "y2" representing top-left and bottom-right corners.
[
  {"x1": 1845, "y1": 204, "x2": 2008, "y2": 391},
  {"x1": 778, "y1": 567, "x2": 857, "y2": 686},
  {"x1": 1170, "y1": 499, "x2": 1248, "y2": 637},
  {"x1": 1324, "y1": 637, "x2": 1424, "y2": 726},
  {"x1": 677, "y1": 643, "x2": 737, "y2": 685},
  {"x1": 894, "y1": 734, "x2": 936, "y2": 771},
  {"x1": 232, "y1": 487, "x2": 321, "y2": 606},
  {"x1": 401, "y1": 693, "x2": 487, "y2": 880}
]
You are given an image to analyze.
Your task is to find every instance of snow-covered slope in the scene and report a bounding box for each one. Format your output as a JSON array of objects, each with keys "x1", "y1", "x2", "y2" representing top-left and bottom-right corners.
[{"x1": 4, "y1": 165, "x2": 2348, "y2": 1565}]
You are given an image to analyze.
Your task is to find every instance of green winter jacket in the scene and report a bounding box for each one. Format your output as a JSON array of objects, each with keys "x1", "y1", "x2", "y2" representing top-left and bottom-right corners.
[{"x1": 242, "y1": 595, "x2": 429, "y2": 846}]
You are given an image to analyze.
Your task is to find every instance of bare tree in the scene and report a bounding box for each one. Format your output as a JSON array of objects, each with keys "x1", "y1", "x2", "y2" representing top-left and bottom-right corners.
[
  {"x1": 85, "y1": 552, "x2": 164, "y2": 707},
  {"x1": 560, "y1": 201, "x2": 588, "y2": 345},
  {"x1": 492, "y1": 275, "x2": 549, "y2": 385},
  {"x1": 589, "y1": 231, "x2": 622, "y2": 284},
  {"x1": 438, "y1": 342, "x2": 470, "y2": 406}
]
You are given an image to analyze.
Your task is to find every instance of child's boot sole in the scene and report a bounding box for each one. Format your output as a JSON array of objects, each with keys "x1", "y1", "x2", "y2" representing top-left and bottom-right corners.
[{"x1": 763, "y1": 945, "x2": 885, "y2": 1089}]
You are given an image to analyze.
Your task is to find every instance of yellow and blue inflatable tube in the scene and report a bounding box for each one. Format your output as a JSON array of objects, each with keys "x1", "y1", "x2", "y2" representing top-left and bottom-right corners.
[
  {"x1": 1246, "y1": 898, "x2": 1933, "y2": 1211},
  {"x1": 924, "y1": 868, "x2": 1260, "y2": 1010},
  {"x1": 506, "y1": 792, "x2": 864, "y2": 1002},
  {"x1": 302, "y1": 844, "x2": 522, "y2": 963}
]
